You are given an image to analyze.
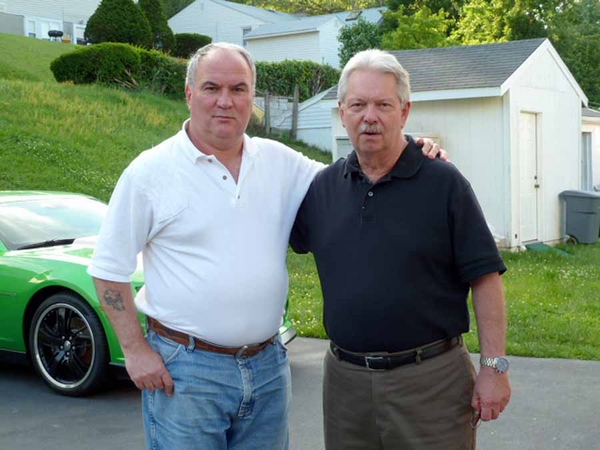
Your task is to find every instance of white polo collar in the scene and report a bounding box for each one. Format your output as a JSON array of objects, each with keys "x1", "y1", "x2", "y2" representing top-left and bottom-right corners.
[{"x1": 178, "y1": 119, "x2": 258, "y2": 164}]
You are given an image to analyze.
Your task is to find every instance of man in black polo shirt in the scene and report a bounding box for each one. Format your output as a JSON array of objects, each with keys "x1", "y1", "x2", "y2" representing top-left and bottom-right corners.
[{"x1": 291, "y1": 49, "x2": 511, "y2": 449}]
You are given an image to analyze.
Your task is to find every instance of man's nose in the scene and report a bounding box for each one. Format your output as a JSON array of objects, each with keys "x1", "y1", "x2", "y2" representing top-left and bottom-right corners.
[
  {"x1": 363, "y1": 104, "x2": 377, "y2": 123},
  {"x1": 217, "y1": 90, "x2": 233, "y2": 108}
]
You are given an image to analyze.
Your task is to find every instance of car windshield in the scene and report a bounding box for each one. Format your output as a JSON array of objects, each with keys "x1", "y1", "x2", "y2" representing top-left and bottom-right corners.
[{"x1": 0, "y1": 195, "x2": 107, "y2": 250}]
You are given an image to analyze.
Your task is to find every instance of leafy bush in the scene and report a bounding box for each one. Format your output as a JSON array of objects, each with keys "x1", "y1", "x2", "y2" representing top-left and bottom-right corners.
[
  {"x1": 84, "y1": 0, "x2": 153, "y2": 49},
  {"x1": 172, "y1": 33, "x2": 212, "y2": 59},
  {"x1": 50, "y1": 43, "x2": 142, "y2": 85},
  {"x1": 256, "y1": 60, "x2": 339, "y2": 102},
  {"x1": 50, "y1": 43, "x2": 186, "y2": 99}
]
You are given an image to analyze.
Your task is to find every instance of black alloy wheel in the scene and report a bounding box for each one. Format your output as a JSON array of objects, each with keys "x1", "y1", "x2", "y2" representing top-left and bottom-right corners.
[{"x1": 28, "y1": 292, "x2": 109, "y2": 396}]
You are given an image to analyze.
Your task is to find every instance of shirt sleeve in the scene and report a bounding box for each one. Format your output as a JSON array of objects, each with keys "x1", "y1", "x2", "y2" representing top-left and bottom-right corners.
[
  {"x1": 289, "y1": 185, "x2": 313, "y2": 254},
  {"x1": 87, "y1": 165, "x2": 153, "y2": 282},
  {"x1": 450, "y1": 180, "x2": 507, "y2": 283}
]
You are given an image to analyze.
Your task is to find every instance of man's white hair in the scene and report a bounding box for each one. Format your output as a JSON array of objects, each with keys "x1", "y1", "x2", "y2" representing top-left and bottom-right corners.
[{"x1": 337, "y1": 49, "x2": 410, "y2": 106}]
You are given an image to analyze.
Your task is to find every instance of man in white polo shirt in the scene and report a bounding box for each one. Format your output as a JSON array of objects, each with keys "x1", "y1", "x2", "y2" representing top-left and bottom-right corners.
[{"x1": 88, "y1": 42, "x2": 441, "y2": 449}]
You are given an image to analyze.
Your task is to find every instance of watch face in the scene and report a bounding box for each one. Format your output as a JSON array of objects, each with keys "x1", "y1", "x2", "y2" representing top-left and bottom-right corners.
[{"x1": 496, "y1": 357, "x2": 509, "y2": 373}]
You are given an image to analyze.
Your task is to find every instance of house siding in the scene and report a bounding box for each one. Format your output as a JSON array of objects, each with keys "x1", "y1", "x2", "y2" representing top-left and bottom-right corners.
[
  {"x1": 247, "y1": 32, "x2": 320, "y2": 63},
  {"x1": 169, "y1": 0, "x2": 266, "y2": 46},
  {"x1": 317, "y1": 19, "x2": 342, "y2": 68},
  {"x1": 279, "y1": 98, "x2": 337, "y2": 152},
  {"x1": 4, "y1": 0, "x2": 99, "y2": 23}
]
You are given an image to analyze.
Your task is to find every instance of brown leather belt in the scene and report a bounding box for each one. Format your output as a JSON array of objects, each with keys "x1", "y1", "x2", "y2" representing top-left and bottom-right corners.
[
  {"x1": 147, "y1": 317, "x2": 277, "y2": 358},
  {"x1": 331, "y1": 336, "x2": 462, "y2": 371}
]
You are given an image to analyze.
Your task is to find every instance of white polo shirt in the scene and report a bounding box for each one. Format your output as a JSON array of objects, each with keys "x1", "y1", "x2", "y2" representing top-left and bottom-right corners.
[{"x1": 88, "y1": 121, "x2": 324, "y2": 347}]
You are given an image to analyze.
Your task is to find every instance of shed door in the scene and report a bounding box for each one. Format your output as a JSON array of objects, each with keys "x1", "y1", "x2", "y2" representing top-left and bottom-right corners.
[
  {"x1": 581, "y1": 132, "x2": 593, "y2": 190},
  {"x1": 519, "y1": 112, "x2": 539, "y2": 243}
]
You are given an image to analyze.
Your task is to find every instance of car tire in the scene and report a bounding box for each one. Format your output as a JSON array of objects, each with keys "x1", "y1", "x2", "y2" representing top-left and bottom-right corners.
[{"x1": 28, "y1": 292, "x2": 110, "y2": 397}]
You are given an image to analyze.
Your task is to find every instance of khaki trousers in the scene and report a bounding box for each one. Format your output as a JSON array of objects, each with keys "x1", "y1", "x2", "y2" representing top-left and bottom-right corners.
[{"x1": 323, "y1": 340, "x2": 477, "y2": 450}]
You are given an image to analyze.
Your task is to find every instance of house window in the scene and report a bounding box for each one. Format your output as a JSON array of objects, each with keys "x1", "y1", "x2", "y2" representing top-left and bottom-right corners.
[{"x1": 242, "y1": 27, "x2": 251, "y2": 47}]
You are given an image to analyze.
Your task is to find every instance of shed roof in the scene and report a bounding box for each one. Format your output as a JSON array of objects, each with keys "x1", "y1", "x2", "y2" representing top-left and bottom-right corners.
[
  {"x1": 323, "y1": 38, "x2": 547, "y2": 100},
  {"x1": 583, "y1": 107, "x2": 600, "y2": 118}
]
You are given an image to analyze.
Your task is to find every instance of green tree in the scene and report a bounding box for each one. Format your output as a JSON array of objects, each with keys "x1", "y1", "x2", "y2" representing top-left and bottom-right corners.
[
  {"x1": 85, "y1": 0, "x2": 153, "y2": 48},
  {"x1": 338, "y1": 17, "x2": 382, "y2": 67},
  {"x1": 382, "y1": 6, "x2": 453, "y2": 49},
  {"x1": 242, "y1": 0, "x2": 385, "y2": 15},
  {"x1": 139, "y1": 0, "x2": 175, "y2": 52},
  {"x1": 163, "y1": 0, "x2": 195, "y2": 18}
]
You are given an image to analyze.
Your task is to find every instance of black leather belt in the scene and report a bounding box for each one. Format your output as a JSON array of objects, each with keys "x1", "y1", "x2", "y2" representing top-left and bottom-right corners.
[{"x1": 330, "y1": 336, "x2": 462, "y2": 371}]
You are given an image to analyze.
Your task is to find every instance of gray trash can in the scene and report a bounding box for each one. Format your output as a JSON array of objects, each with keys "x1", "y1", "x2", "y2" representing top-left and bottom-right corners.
[{"x1": 559, "y1": 190, "x2": 600, "y2": 244}]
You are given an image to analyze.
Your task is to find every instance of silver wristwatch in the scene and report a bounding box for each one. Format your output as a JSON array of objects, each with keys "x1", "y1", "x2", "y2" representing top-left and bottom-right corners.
[{"x1": 480, "y1": 356, "x2": 510, "y2": 373}]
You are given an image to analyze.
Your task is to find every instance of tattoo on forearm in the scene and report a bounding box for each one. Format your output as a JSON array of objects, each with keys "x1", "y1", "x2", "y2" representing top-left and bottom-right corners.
[{"x1": 103, "y1": 289, "x2": 126, "y2": 312}]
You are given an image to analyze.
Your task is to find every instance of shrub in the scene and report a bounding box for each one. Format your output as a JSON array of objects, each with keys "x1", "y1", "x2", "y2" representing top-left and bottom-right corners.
[
  {"x1": 84, "y1": 0, "x2": 153, "y2": 49},
  {"x1": 51, "y1": 43, "x2": 142, "y2": 86},
  {"x1": 172, "y1": 33, "x2": 212, "y2": 59},
  {"x1": 50, "y1": 43, "x2": 187, "y2": 99},
  {"x1": 255, "y1": 60, "x2": 339, "y2": 102}
]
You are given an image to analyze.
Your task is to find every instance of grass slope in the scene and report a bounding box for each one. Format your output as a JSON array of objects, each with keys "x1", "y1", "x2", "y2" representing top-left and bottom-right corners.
[{"x1": 2, "y1": 34, "x2": 599, "y2": 360}]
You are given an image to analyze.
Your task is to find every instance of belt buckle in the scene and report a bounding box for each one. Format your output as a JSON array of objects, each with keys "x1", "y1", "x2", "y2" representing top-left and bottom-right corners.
[{"x1": 364, "y1": 355, "x2": 386, "y2": 371}]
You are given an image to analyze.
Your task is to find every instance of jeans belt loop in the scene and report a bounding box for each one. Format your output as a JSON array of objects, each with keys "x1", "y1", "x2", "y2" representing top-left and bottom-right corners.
[
  {"x1": 186, "y1": 335, "x2": 195, "y2": 353},
  {"x1": 415, "y1": 348, "x2": 423, "y2": 364},
  {"x1": 235, "y1": 345, "x2": 249, "y2": 359}
]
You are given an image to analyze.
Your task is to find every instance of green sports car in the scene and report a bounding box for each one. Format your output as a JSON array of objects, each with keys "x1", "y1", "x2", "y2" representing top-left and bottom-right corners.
[{"x1": 0, "y1": 191, "x2": 297, "y2": 397}]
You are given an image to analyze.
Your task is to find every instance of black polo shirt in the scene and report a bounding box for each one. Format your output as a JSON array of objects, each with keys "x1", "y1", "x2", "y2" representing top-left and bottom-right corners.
[{"x1": 291, "y1": 137, "x2": 507, "y2": 353}]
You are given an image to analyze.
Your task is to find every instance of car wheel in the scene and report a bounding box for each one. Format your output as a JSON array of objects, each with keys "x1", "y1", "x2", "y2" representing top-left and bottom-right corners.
[{"x1": 28, "y1": 292, "x2": 109, "y2": 397}]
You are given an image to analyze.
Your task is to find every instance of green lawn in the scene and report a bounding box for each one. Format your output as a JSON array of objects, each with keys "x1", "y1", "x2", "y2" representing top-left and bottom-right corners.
[{"x1": 3, "y1": 33, "x2": 599, "y2": 361}]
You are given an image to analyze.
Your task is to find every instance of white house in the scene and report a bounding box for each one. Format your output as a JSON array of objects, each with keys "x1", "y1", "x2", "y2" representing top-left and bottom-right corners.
[
  {"x1": 168, "y1": 0, "x2": 295, "y2": 48},
  {"x1": 168, "y1": 0, "x2": 385, "y2": 68},
  {"x1": 0, "y1": 0, "x2": 98, "y2": 43},
  {"x1": 318, "y1": 39, "x2": 587, "y2": 249},
  {"x1": 245, "y1": 8, "x2": 385, "y2": 68},
  {"x1": 244, "y1": 15, "x2": 345, "y2": 68},
  {"x1": 582, "y1": 107, "x2": 600, "y2": 191}
]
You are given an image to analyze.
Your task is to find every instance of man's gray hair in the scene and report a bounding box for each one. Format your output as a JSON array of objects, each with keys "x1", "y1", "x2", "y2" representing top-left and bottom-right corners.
[
  {"x1": 186, "y1": 42, "x2": 256, "y2": 90},
  {"x1": 337, "y1": 49, "x2": 410, "y2": 106}
]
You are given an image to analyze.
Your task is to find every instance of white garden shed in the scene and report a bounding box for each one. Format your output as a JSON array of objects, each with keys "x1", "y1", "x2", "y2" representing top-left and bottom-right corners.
[{"x1": 324, "y1": 38, "x2": 588, "y2": 249}]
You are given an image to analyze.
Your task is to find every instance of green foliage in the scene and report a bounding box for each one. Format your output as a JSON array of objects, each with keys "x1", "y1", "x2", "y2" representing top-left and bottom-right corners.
[
  {"x1": 449, "y1": 0, "x2": 600, "y2": 104},
  {"x1": 386, "y1": 0, "x2": 465, "y2": 22},
  {"x1": 242, "y1": 0, "x2": 384, "y2": 15},
  {"x1": 338, "y1": 17, "x2": 382, "y2": 67},
  {"x1": 172, "y1": 33, "x2": 212, "y2": 59},
  {"x1": 50, "y1": 43, "x2": 142, "y2": 85},
  {"x1": 84, "y1": 0, "x2": 153, "y2": 49},
  {"x1": 548, "y1": 0, "x2": 600, "y2": 107},
  {"x1": 163, "y1": 0, "x2": 195, "y2": 18},
  {"x1": 139, "y1": 0, "x2": 175, "y2": 52},
  {"x1": 382, "y1": 6, "x2": 454, "y2": 49},
  {"x1": 50, "y1": 43, "x2": 186, "y2": 99},
  {"x1": 256, "y1": 60, "x2": 339, "y2": 102}
]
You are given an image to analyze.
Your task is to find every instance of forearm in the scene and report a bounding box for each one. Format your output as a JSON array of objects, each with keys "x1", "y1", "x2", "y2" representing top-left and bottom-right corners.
[
  {"x1": 92, "y1": 277, "x2": 146, "y2": 354},
  {"x1": 471, "y1": 272, "x2": 507, "y2": 356}
]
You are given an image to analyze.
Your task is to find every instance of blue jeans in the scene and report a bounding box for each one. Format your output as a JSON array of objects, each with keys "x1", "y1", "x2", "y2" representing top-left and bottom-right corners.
[{"x1": 143, "y1": 329, "x2": 291, "y2": 450}]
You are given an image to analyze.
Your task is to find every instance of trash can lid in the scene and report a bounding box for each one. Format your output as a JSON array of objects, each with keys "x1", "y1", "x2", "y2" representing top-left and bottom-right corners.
[{"x1": 559, "y1": 190, "x2": 600, "y2": 199}]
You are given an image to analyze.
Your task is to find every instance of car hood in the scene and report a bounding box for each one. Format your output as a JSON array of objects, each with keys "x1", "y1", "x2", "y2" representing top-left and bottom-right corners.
[{"x1": 4, "y1": 236, "x2": 144, "y2": 282}]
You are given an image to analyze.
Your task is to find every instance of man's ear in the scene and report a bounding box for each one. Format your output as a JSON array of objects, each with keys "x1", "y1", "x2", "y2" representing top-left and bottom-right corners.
[
  {"x1": 400, "y1": 101, "x2": 412, "y2": 129},
  {"x1": 339, "y1": 101, "x2": 346, "y2": 128}
]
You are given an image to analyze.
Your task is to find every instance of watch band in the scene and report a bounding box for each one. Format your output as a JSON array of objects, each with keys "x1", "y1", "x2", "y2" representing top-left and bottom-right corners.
[{"x1": 480, "y1": 355, "x2": 509, "y2": 373}]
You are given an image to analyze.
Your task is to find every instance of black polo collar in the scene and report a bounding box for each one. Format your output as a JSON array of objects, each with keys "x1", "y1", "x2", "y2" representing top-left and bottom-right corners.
[{"x1": 343, "y1": 135, "x2": 424, "y2": 182}]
